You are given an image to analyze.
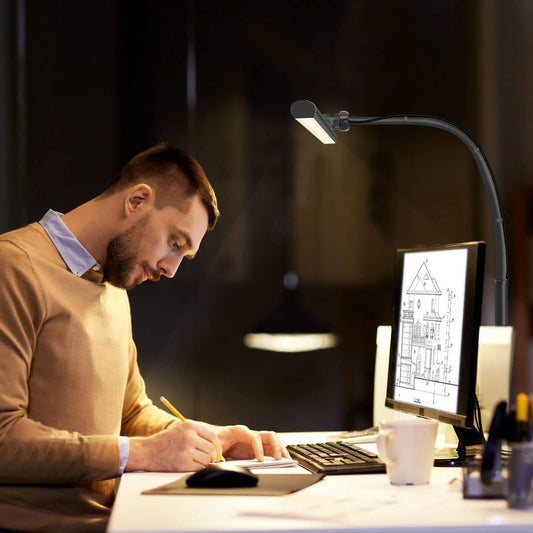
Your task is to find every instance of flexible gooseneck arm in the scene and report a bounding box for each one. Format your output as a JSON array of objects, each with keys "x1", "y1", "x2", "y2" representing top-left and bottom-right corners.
[{"x1": 323, "y1": 111, "x2": 509, "y2": 326}]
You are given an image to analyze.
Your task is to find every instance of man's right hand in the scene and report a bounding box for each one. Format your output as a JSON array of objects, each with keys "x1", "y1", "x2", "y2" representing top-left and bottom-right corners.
[{"x1": 125, "y1": 420, "x2": 223, "y2": 472}]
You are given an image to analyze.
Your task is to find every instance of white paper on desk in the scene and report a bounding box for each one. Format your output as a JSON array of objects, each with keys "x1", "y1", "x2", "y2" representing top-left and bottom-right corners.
[
  {"x1": 242, "y1": 492, "x2": 399, "y2": 523},
  {"x1": 224, "y1": 457, "x2": 298, "y2": 469}
]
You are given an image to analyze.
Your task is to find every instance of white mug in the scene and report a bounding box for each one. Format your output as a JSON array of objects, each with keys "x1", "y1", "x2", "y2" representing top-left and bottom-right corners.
[{"x1": 376, "y1": 418, "x2": 438, "y2": 485}]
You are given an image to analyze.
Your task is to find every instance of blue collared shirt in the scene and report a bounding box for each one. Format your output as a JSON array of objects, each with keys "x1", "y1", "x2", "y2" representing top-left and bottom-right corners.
[
  {"x1": 39, "y1": 209, "x2": 130, "y2": 474},
  {"x1": 39, "y1": 209, "x2": 100, "y2": 277}
]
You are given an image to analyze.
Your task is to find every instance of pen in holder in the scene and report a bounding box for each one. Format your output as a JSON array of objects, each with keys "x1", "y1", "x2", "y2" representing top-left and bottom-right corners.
[
  {"x1": 472, "y1": 395, "x2": 533, "y2": 508},
  {"x1": 508, "y1": 441, "x2": 533, "y2": 509},
  {"x1": 507, "y1": 393, "x2": 533, "y2": 509},
  {"x1": 464, "y1": 401, "x2": 508, "y2": 499}
]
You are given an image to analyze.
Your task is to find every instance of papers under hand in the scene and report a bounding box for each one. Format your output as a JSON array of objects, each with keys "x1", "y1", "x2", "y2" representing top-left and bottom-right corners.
[{"x1": 225, "y1": 456, "x2": 299, "y2": 469}]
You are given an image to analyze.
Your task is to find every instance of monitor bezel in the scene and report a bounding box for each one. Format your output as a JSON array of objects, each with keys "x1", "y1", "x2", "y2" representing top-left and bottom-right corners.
[{"x1": 385, "y1": 241, "x2": 485, "y2": 428}]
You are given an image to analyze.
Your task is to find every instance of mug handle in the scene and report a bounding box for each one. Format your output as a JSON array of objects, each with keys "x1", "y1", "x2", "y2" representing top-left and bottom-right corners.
[{"x1": 376, "y1": 429, "x2": 394, "y2": 465}]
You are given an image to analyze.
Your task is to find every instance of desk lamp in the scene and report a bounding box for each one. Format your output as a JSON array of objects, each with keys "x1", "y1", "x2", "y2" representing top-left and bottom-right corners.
[{"x1": 290, "y1": 100, "x2": 509, "y2": 326}]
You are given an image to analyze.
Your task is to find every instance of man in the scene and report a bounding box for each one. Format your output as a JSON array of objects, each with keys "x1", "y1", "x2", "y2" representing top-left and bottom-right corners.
[{"x1": 0, "y1": 143, "x2": 288, "y2": 532}]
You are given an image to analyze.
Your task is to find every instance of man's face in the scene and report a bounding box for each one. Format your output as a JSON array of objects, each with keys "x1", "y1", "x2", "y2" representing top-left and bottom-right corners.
[{"x1": 104, "y1": 195, "x2": 209, "y2": 290}]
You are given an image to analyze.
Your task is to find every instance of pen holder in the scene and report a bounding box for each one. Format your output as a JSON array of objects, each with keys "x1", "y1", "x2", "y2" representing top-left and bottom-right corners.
[
  {"x1": 463, "y1": 458, "x2": 507, "y2": 499},
  {"x1": 507, "y1": 442, "x2": 533, "y2": 510}
]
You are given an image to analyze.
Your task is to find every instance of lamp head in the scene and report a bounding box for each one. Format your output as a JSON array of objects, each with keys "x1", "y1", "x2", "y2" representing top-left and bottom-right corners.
[{"x1": 290, "y1": 100, "x2": 338, "y2": 144}]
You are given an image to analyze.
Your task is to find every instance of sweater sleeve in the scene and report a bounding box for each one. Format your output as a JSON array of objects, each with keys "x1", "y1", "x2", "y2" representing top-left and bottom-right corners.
[
  {"x1": 0, "y1": 241, "x2": 121, "y2": 483},
  {"x1": 121, "y1": 339, "x2": 178, "y2": 437}
]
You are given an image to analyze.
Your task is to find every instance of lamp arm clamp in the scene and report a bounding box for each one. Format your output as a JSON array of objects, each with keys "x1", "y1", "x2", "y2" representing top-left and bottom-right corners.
[{"x1": 324, "y1": 112, "x2": 509, "y2": 326}]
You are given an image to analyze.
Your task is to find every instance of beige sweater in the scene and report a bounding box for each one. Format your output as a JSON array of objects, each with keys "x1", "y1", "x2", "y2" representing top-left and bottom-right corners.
[{"x1": 0, "y1": 223, "x2": 176, "y2": 532}]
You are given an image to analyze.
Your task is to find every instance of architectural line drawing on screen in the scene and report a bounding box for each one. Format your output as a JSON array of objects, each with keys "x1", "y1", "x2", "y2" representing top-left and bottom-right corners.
[{"x1": 394, "y1": 248, "x2": 468, "y2": 415}]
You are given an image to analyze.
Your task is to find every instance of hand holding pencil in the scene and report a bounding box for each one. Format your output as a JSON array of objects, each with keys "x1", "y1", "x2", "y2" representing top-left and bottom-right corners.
[
  {"x1": 125, "y1": 416, "x2": 224, "y2": 472},
  {"x1": 160, "y1": 396, "x2": 225, "y2": 462},
  {"x1": 125, "y1": 395, "x2": 287, "y2": 472},
  {"x1": 159, "y1": 396, "x2": 288, "y2": 464}
]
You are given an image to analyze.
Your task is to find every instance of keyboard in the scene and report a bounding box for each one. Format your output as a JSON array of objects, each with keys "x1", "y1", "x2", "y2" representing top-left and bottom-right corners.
[{"x1": 287, "y1": 441, "x2": 386, "y2": 475}]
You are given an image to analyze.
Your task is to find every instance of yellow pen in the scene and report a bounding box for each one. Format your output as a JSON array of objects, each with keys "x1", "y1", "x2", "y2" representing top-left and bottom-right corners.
[
  {"x1": 159, "y1": 396, "x2": 224, "y2": 462},
  {"x1": 515, "y1": 392, "x2": 530, "y2": 442},
  {"x1": 160, "y1": 396, "x2": 186, "y2": 421}
]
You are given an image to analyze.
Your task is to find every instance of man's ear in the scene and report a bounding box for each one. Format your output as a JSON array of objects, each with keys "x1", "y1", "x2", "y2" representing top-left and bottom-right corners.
[{"x1": 124, "y1": 184, "x2": 154, "y2": 216}]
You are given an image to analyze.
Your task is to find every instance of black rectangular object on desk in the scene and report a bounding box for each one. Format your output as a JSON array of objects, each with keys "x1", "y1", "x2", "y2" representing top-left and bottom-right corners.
[
  {"x1": 287, "y1": 441, "x2": 386, "y2": 475},
  {"x1": 142, "y1": 473, "x2": 324, "y2": 496}
]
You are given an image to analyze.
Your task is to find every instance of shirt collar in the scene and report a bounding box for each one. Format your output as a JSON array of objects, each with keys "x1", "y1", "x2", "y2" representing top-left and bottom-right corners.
[{"x1": 39, "y1": 209, "x2": 103, "y2": 283}]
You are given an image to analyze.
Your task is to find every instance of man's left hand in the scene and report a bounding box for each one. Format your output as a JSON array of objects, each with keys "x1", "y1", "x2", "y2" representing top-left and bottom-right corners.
[{"x1": 211, "y1": 425, "x2": 290, "y2": 461}]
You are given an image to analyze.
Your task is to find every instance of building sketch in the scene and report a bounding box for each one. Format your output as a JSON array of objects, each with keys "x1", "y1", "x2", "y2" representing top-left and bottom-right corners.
[{"x1": 395, "y1": 259, "x2": 458, "y2": 409}]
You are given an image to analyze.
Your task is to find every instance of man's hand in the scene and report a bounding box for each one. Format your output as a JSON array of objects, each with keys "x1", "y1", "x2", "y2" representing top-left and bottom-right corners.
[
  {"x1": 126, "y1": 420, "x2": 223, "y2": 472},
  {"x1": 212, "y1": 425, "x2": 290, "y2": 461}
]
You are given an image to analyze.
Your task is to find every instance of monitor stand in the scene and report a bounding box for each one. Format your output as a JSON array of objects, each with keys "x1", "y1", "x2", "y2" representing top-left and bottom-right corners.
[{"x1": 434, "y1": 426, "x2": 486, "y2": 467}]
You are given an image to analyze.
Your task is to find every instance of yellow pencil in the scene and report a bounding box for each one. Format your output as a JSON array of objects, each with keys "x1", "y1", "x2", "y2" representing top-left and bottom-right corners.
[
  {"x1": 159, "y1": 396, "x2": 186, "y2": 421},
  {"x1": 159, "y1": 396, "x2": 224, "y2": 462}
]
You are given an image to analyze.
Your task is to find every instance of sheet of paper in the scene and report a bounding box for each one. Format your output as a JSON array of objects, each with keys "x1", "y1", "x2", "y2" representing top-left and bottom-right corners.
[
  {"x1": 225, "y1": 456, "x2": 299, "y2": 469},
  {"x1": 242, "y1": 492, "x2": 399, "y2": 522}
]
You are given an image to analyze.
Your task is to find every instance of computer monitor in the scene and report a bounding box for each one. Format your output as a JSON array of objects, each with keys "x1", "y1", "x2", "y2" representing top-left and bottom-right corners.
[{"x1": 385, "y1": 241, "x2": 485, "y2": 453}]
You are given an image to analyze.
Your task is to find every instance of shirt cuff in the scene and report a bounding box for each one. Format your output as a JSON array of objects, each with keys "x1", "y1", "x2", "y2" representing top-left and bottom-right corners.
[{"x1": 118, "y1": 436, "x2": 130, "y2": 475}]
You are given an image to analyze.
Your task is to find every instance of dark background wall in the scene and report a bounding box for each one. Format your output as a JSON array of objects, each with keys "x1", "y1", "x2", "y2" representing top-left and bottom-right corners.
[{"x1": 1, "y1": 0, "x2": 532, "y2": 431}]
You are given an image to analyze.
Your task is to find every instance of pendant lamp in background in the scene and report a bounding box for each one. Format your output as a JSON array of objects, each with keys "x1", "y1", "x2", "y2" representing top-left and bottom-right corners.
[{"x1": 243, "y1": 272, "x2": 338, "y2": 353}]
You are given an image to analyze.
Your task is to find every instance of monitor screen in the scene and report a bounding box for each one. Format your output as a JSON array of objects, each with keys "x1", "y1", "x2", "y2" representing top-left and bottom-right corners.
[{"x1": 385, "y1": 241, "x2": 485, "y2": 428}]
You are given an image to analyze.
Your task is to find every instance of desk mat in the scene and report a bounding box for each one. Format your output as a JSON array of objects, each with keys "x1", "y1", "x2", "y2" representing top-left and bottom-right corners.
[{"x1": 142, "y1": 473, "x2": 324, "y2": 496}]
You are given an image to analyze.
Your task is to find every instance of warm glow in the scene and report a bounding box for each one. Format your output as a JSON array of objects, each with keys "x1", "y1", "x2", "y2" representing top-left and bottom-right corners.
[
  {"x1": 243, "y1": 333, "x2": 338, "y2": 353},
  {"x1": 294, "y1": 117, "x2": 337, "y2": 144}
]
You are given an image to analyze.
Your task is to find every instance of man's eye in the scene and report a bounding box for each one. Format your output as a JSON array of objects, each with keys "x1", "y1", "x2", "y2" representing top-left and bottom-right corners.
[{"x1": 172, "y1": 240, "x2": 180, "y2": 250}]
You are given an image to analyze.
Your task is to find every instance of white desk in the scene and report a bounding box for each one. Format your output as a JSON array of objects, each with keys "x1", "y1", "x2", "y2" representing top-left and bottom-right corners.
[{"x1": 108, "y1": 432, "x2": 533, "y2": 533}]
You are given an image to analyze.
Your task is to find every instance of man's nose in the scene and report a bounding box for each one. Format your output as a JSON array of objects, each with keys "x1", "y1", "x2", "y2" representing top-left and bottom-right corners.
[{"x1": 158, "y1": 255, "x2": 183, "y2": 279}]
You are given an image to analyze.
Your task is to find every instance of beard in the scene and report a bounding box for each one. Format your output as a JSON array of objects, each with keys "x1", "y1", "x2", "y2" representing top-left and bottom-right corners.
[{"x1": 104, "y1": 214, "x2": 154, "y2": 290}]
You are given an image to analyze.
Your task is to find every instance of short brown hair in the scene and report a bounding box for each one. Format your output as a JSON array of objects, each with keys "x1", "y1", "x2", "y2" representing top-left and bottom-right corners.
[{"x1": 101, "y1": 143, "x2": 219, "y2": 229}]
